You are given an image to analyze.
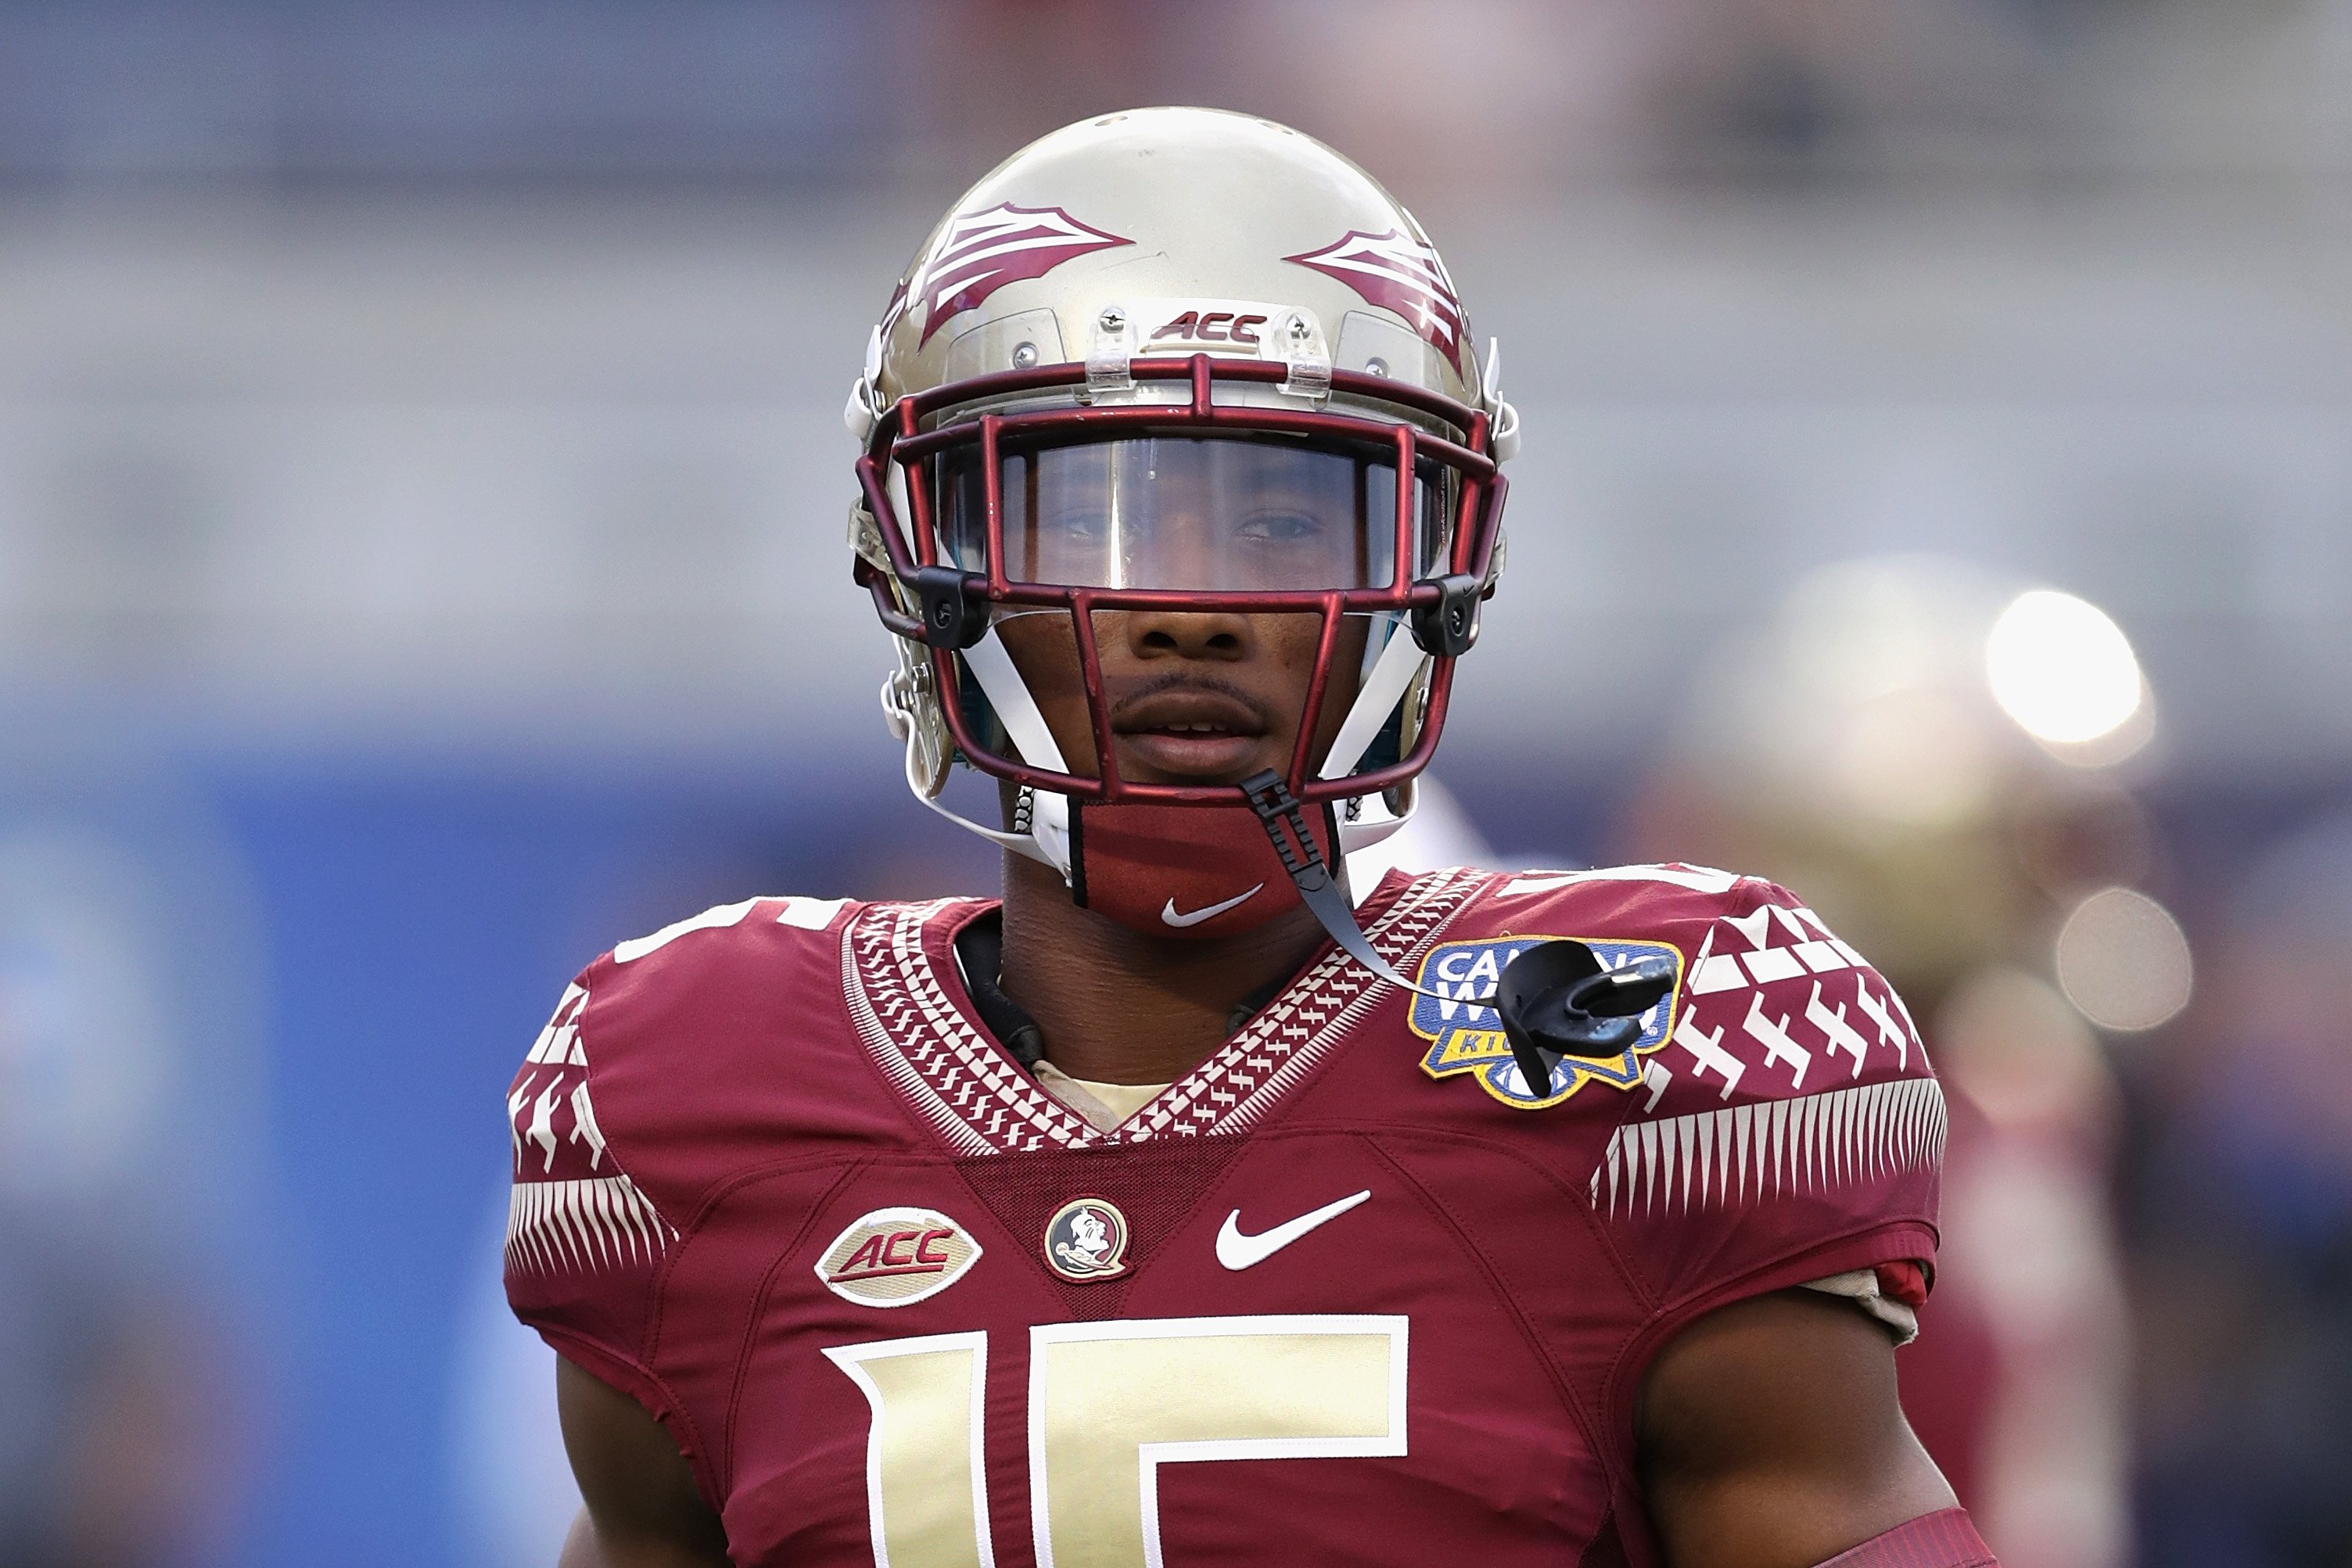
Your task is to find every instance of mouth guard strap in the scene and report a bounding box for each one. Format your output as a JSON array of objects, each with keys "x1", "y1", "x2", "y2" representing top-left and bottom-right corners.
[
  {"x1": 1239, "y1": 770, "x2": 1671, "y2": 1096},
  {"x1": 1240, "y1": 769, "x2": 1474, "y2": 1006}
]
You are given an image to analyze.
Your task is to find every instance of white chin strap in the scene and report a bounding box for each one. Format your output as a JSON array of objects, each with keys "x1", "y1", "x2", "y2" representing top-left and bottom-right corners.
[
  {"x1": 897, "y1": 612, "x2": 1430, "y2": 876},
  {"x1": 1319, "y1": 612, "x2": 1430, "y2": 856},
  {"x1": 910, "y1": 624, "x2": 1076, "y2": 876}
]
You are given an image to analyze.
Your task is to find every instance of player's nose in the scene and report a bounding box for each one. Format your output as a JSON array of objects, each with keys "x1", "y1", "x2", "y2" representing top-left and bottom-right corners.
[{"x1": 1120, "y1": 608, "x2": 1251, "y2": 662}]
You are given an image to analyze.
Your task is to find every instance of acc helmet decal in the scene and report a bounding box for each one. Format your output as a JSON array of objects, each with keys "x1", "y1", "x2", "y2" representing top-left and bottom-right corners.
[
  {"x1": 1410, "y1": 936, "x2": 1682, "y2": 1110},
  {"x1": 1041, "y1": 1197, "x2": 1130, "y2": 1282},
  {"x1": 910, "y1": 202, "x2": 1133, "y2": 345},
  {"x1": 813, "y1": 1206, "x2": 985, "y2": 1308},
  {"x1": 1283, "y1": 228, "x2": 1469, "y2": 375}
]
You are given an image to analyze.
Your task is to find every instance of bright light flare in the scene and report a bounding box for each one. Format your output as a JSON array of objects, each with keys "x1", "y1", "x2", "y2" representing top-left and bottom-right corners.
[
  {"x1": 2055, "y1": 887, "x2": 2192, "y2": 1032},
  {"x1": 1985, "y1": 590, "x2": 2145, "y2": 747}
]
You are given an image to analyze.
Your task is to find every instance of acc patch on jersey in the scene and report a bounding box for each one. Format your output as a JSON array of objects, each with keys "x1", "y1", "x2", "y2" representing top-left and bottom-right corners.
[
  {"x1": 813, "y1": 1207, "x2": 984, "y2": 1308},
  {"x1": 1410, "y1": 936, "x2": 1682, "y2": 1110}
]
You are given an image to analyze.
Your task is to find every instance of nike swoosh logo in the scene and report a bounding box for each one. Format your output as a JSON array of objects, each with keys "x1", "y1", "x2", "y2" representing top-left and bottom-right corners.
[
  {"x1": 1215, "y1": 1189, "x2": 1372, "y2": 1271},
  {"x1": 1161, "y1": 884, "x2": 1264, "y2": 928}
]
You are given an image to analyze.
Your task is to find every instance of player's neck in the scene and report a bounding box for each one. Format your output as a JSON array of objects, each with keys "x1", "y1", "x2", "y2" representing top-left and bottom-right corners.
[{"x1": 994, "y1": 850, "x2": 1334, "y2": 1085}]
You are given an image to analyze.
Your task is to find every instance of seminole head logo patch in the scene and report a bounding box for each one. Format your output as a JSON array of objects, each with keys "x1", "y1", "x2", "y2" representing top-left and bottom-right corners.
[
  {"x1": 814, "y1": 1207, "x2": 984, "y2": 1308},
  {"x1": 1411, "y1": 936, "x2": 1682, "y2": 1110},
  {"x1": 1042, "y1": 1197, "x2": 1130, "y2": 1283}
]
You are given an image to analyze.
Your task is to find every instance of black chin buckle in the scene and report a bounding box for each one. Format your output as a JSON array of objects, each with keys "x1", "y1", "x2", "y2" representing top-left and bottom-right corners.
[
  {"x1": 1239, "y1": 770, "x2": 1332, "y2": 894},
  {"x1": 912, "y1": 565, "x2": 990, "y2": 650},
  {"x1": 1494, "y1": 942, "x2": 1679, "y2": 1096}
]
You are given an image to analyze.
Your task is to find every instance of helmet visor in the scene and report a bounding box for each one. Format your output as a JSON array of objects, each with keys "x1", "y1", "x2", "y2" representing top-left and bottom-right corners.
[{"x1": 938, "y1": 434, "x2": 1449, "y2": 592}]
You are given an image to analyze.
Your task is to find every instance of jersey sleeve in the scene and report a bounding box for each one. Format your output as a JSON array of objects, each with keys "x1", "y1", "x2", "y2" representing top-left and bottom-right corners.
[
  {"x1": 501, "y1": 966, "x2": 681, "y2": 1417},
  {"x1": 502, "y1": 892, "x2": 867, "y2": 1423},
  {"x1": 1590, "y1": 877, "x2": 1944, "y2": 1321}
]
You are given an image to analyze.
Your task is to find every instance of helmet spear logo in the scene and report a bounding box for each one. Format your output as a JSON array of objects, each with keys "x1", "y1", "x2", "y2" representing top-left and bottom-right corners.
[
  {"x1": 1284, "y1": 228, "x2": 1470, "y2": 376},
  {"x1": 907, "y1": 202, "x2": 1133, "y2": 345}
]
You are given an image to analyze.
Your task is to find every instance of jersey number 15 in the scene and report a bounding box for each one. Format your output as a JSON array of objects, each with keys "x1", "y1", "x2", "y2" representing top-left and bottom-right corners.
[{"x1": 824, "y1": 1312, "x2": 1408, "y2": 1568}]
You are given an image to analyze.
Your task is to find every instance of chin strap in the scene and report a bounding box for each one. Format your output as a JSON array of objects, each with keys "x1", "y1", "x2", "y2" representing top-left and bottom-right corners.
[
  {"x1": 916, "y1": 626, "x2": 1076, "y2": 874},
  {"x1": 1240, "y1": 770, "x2": 1431, "y2": 998},
  {"x1": 1813, "y1": 1509, "x2": 1998, "y2": 1567}
]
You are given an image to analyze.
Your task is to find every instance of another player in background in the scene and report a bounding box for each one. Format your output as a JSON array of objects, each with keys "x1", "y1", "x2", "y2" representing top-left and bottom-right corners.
[
  {"x1": 1622, "y1": 558, "x2": 2137, "y2": 1568},
  {"x1": 505, "y1": 109, "x2": 1997, "y2": 1567}
]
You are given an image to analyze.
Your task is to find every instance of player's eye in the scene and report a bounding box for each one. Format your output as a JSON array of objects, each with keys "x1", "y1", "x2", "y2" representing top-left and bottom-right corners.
[{"x1": 1233, "y1": 510, "x2": 1328, "y2": 545}]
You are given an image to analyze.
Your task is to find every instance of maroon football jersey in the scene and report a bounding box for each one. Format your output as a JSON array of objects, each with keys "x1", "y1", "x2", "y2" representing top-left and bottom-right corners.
[{"x1": 505, "y1": 865, "x2": 1944, "y2": 1566}]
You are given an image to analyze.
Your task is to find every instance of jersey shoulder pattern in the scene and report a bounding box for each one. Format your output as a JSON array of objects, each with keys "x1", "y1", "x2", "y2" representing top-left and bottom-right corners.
[
  {"x1": 1585, "y1": 869, "x2": 1940, "y2": 1217},
  {"x1": 504, "y1": 974, "x2": 676, "y2": 1283},
  {"x1": 1457, "y1": 863, "x2": 1943, "y2": 1304},
  {"x1": 503, "y1": 892, "x2": 866, "y2": 1405}
]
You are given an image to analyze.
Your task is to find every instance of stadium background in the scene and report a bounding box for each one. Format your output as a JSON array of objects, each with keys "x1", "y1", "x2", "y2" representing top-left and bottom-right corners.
[{"x1": 1, "y1": 2, "x2": 2347, "y2": 1564}]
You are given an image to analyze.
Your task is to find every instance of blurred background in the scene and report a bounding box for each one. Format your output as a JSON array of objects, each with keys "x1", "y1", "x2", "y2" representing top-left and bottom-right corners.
[{"x1": 0, "y1": 2, "x2": 2347, "y2": 1564}]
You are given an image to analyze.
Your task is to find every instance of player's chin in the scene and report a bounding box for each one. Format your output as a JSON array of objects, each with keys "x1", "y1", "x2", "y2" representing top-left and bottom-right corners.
[{"x1": 1111, "y1": 730, "x2": 1287, "y2": 788}]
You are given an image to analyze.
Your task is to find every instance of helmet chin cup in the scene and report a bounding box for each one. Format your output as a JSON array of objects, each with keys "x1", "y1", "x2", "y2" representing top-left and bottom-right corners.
[{"x1": 1067, "y1": 796, "x2": 1336, "y2": 940}]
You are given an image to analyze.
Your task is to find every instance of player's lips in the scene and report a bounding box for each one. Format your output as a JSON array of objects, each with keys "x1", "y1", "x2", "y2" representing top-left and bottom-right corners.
[{"x1": 1110, "y1": 687, "x2": 1274, "y2": 780}]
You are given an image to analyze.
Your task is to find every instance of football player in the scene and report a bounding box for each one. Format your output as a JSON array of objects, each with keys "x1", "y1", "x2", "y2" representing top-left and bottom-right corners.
[{"x1": 507, "y1": 108, "x2": 1995, "y2": 1568}]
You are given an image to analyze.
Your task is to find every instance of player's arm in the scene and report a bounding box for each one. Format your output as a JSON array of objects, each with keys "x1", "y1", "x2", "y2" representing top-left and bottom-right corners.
[
  {"x1": 1637, "y1": 1290, "x2": 1991, "y2": 1568},
  {"x1": 555, "y1": 1357, "x2": 731, "y2": 1568}
]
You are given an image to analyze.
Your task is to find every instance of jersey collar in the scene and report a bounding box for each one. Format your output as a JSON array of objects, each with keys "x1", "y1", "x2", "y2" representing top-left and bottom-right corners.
[{"x1": 840, "y1": 867, "x2": 1490, "y2": 1154}]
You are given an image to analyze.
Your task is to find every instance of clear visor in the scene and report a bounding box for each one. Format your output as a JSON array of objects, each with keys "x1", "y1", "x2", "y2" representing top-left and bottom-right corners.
[{"x1": 938, "y1": 434, "x2": 1450, "y2": 592}]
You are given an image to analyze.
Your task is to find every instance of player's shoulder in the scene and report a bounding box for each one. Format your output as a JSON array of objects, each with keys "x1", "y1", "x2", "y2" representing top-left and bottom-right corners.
[
  {"x1": 502, "y1": 894, "x2": 860, "y2": 1372},
  {"x1": 508, "y1": 892, "x2": 966, "y2": 1184},
  {"x1": 1451, "y1": 866, "x2": 1949, "y2": 1309},
  {"x1": 547, "y1": 889, "x2": 1009, "y2": 1095},
  {"x1": 1427, "y1": 861, "x2": 1934, "y2": 1114}
]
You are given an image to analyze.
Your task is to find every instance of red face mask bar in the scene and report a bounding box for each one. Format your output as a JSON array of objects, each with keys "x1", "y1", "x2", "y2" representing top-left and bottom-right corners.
[{"x1": 853, "y1": 351, "x2": 1507, "y2": 810}]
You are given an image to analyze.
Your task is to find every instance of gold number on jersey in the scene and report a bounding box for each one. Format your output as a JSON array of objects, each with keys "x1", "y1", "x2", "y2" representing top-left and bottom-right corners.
[
  {"x1": 1029, "y1": 1315, "x2": 1408, "y2": 1568},
  {"x1": 821, "y1": 1331, "x2": 994, "y2": 1568},
  {"x1": 825, "y1": 1315, "x2": 1408, "y2": 1568}
]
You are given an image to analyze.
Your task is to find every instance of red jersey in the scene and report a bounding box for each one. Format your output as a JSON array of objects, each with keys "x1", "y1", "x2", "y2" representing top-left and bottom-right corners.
[{"x1": 505, "y1": 864, "x2": 1944, "y2": 1566}]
